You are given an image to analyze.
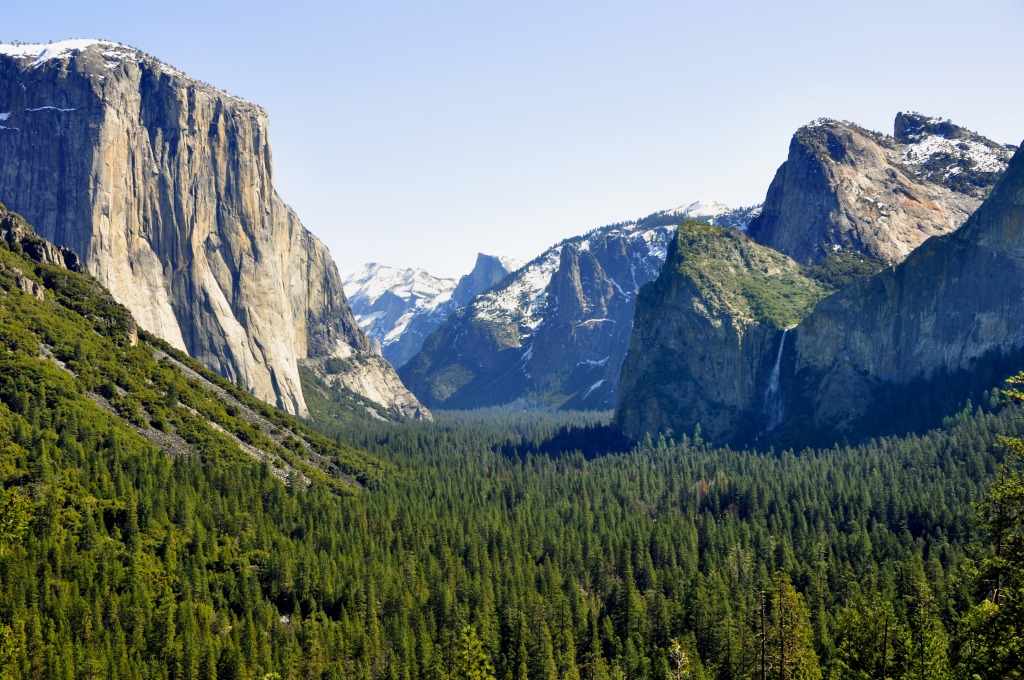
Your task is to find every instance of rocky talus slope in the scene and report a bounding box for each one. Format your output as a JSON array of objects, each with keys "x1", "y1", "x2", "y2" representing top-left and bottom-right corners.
[
  {"x1": 748, "y1": 113, "x2": 1015, "y2": 265},
  {"x1": 0, "y1": 39, "x2": 425, "y2": 420}
]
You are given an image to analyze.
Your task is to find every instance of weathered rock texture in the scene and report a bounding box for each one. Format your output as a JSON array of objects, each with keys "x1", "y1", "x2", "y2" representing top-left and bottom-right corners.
[
  {"x1": 619, "y1": 140, "x2": 1024, "y2": 446},
  {"x1": 615, "y1": 222, "x2": 825, "y2": 443},
  {"x1": 401, "y1": 208, "x2": 702, "y2": 410},
  {"x1": 0, "y1": 40, "x2": 425, "y2": 419},
  {"x1": 748, "y1": 114, "x2": 1015, "y2": 265},
  {"x1": 344, "y1": 253, "x2": 519, "y2": 368},
  {"x1": 785, "y1": 140, "x2": 1024, "y2": 439}
]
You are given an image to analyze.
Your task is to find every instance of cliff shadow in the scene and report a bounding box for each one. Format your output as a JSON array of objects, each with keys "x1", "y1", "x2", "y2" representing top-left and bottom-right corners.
[
  {"x1": 497, "y1": 423, "x2": 634, "y2": 460},
  {"x1": 770, "y1": 344, "x2": 1024, "y2": 450}
]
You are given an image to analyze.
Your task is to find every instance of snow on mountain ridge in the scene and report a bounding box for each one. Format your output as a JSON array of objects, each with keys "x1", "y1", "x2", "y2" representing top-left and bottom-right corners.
[
  {"x1": 902, "y1": 134, "x2": 1011, "y2": 176},
  {"x1": 344, "y1": 263, "x2": 455, "y2": 307},
  {"x1": 0, "y1": 39, "x2": 113, "y2": 64},
  {"x1": 473, "y1": 219, "x2": 677, "y2": 332}
]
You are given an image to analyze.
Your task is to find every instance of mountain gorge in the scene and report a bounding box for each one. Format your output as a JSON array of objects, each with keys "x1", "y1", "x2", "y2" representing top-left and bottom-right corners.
[
  {"x1": 343, "y1": 253, "x2": 520, "y2": 368},
  {"x1": 0, "y1": 40, "x2": 425, "y2": 421},
  {"x1": 400, "y1": 203, "x2": 758, "y2": 410}
]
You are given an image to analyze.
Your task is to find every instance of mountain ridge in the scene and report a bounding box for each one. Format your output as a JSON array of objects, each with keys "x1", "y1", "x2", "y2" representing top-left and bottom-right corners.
[
  {"x1": 400, "y1": 202, "x2": 758, "y2": 410},
  {"x1": 747, "y1": 112, "x2": 1015, "y2": 265},
  {"x1": 343, "y1": 252, "x2": 520, "y2": 368}
]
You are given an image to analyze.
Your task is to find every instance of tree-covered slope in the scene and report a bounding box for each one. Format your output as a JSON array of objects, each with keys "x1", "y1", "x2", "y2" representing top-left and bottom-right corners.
[
  {"x1": 0, "y1": 205, "x2": 1019, "y2": 679},
  {"x1": 0, "y1": 205, "x2": 394, "y2": 676}
]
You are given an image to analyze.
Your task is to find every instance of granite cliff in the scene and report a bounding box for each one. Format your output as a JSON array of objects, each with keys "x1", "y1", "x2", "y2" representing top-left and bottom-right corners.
[
  {"x1": 619, "y1": 136, "x2": 1024, "y2": 446},
  {"x1": 0, "y1": 39, "x2": 425, "y2": 420},
  {"x1": 784, "y1": 140, "x2": 1024, "y2": 440},
  {"x1": 748, "y1": 113, "x2": 1014, "y2": 265},
  {"x1": 615, "y1": 222, "x2": 825, "y2": 443},
  {"x1": 401, "y1": 203, "x2": 758, "y2": 410}
]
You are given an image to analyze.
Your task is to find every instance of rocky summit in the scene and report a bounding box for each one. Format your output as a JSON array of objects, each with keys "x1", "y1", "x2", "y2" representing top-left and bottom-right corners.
[
  {"x1": 748, "y1": 113, "x2": 1015, "y2": 265},
  {"x1": 344, "y1": 253, "x2": 520, "y2": 369},
  {"x1": 0, "y1": 40, "x2": 426, "y2": 420},
  {"x1": 784, "y1": 140, "x2": 1024, "y2": 441},
  {"x1": 619, "y1": 131, "x2": 1024, "y2": 446}
]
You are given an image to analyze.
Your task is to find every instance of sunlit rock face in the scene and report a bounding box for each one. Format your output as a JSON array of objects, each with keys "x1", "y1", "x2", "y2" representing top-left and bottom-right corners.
[
  {"x1": 748, "y1": 114, "x2": 1015, "y2": 265},
  {"x1": 0, "y1": 40, "x2": 426, "y2": 419}
]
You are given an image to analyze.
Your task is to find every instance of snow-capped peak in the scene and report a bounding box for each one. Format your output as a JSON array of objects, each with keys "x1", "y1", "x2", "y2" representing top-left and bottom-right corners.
[
  {"x1": 666, "y1": 200, "x2": 734, "y2": 219},
  {"x1": 0, "y1": 39, "x2": 120, "y2": 67},
  {"x1": 495, "y1": 254, "x2": 524, "y2": 274},
  {"x1": 343, "y1": 263, "x2": 455, "y2": 307}
]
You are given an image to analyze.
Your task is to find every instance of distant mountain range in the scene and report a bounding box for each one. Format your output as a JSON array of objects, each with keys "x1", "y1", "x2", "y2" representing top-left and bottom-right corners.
[
  {"x1": 3, "y1": 40, "x2": 1021, "y2": 448},
  {"x1": 398, "y1": 202, "x2": 759, "y2": 409},
  {"x1": 343, "y1": 254, "x2": 520, "y2": 368}
]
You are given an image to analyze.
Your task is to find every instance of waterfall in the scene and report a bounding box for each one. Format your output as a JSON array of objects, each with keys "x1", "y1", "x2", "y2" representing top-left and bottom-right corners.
[{"x1": 763, "y1": 329, "x2": 788, "y2": 431}]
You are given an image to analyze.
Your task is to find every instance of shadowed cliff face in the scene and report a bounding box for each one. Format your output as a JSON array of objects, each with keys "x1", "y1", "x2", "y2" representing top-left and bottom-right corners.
[
  {"x1": 787, "y1": 142, "x2": 1024, "y2": 437},
  {"x1": 400, "y1": 216, "x2": 677, "y2": 410},
  {"x1": 615, "y1": 223, "x2": 825, "y2": 444},
  {"x1": 748, "y1": 115, "x2": 1015, "y2": 265},
  {"x1": 619, "y1": 142, "x2": 1024, "y2": 447},
  {"x1": 0, "y1": 40, "x2": 425, "y2": 419}
]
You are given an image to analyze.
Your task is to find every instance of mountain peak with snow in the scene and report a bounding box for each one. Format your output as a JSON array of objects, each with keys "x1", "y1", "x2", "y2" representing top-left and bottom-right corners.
[{"x1": 343, "y1": 254, "x2": 520, "y2": 368}]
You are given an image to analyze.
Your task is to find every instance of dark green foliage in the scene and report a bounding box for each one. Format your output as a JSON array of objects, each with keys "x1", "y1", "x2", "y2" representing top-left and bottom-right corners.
[
  {"x1": 0, "y1": 207, "x2": 1018, "y2": 678},
  {"x1": 803, "y1": 250, "x2": 886, "y2": 290}
]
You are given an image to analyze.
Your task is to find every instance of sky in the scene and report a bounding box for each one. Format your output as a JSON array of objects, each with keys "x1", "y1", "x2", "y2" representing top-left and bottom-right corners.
[{"x1": 3, "y1": 1, "x2": 1024, "y2": 278}]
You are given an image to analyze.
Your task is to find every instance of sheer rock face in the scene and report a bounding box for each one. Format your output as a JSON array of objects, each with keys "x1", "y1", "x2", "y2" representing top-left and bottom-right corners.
[
  {"x1": 0, "y1": 40, "x2": 425, "y2": 419},
  {"x1": 788, "y1": 142, "x2": 1024, "y2": 435},
  {"x1": 615, "y1": 224, "x2": 824, "y2": 444},
  {"x1": 452, "y1": 253, "x2": 519, "y2": 306},
  {"x1": 400, "y1": 217, "x2": 677, "y2": 410},
  {"x1": 619, "y1": 141, "x2": 1024, "y2": 446},
  {"x1": 748, "y1": 114, "x2": 1015, "y2": 265}
]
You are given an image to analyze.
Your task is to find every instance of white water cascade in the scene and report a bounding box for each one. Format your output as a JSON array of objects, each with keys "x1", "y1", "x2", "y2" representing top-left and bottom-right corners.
[{"x1": 763, "y1": 329, "x2": 788, "y2": 431}]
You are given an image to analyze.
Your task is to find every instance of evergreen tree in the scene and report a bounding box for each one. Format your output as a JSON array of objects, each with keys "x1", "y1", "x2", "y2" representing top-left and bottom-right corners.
[{"x1": 454, "y1": 626, "x2": 495, "y2": 680}]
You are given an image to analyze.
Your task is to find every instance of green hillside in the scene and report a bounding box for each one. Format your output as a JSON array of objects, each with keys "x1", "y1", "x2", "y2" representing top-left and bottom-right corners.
[{"x1": 0, "y1": 206, "x2": 1019, "y2": 679}]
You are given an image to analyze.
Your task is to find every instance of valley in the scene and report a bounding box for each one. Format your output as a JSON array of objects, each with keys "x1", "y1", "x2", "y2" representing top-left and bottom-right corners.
[{"x1": 0, "y1": 30, "x2": 1022, "y2": 680}]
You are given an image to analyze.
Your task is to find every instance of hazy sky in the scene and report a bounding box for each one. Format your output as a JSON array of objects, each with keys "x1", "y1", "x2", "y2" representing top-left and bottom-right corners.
[{"x1": 4, "y1": 1, "x2": 1023, "y2": 278}]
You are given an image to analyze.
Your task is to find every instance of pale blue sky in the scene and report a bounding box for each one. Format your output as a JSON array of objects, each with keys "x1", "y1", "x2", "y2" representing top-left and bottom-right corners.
[{"x1": 4, "y1": 1, "x2": 1023, "y2": 278}]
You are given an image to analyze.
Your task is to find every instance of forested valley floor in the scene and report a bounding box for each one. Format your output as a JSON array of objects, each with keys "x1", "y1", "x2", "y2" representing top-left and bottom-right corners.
[
  {"x1": 3, "y1": 376, "x2": 1023, "y2": 678},
  {"x1": 0, "y1": 225, "x2": 1020, "y2": 679}
]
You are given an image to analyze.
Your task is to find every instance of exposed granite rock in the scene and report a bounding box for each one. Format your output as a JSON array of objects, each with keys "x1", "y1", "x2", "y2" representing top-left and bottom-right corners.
[
  {"x1": 615, "y1": 222, "x2": 825, "y2": 444},
  {"x1": 344, "y1": 253, "x2": 519, "y2": 369},
  {"x1": 785, "y1": 141, "x2": 1024, "y2": 438},
  {"x1": 452, "y1": 253, "x2": 520, "y2": 306},
  {"x1": 748, "y1": 114, "x2": 1015, "y2": 265},
  {"x1": 0, "y1": 40, "x2": 426, "y2": 419},
  {"x1": 401, "y1": 211, "x2": 681, "y2": 410},
  {"x1": 0, "y1": 203, "x2": 138, "y2": 344},
  {"x1": 620, "y1": 141, "x2": 1024, "y2": 446}
]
